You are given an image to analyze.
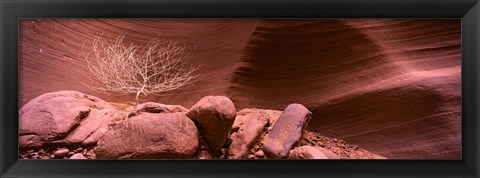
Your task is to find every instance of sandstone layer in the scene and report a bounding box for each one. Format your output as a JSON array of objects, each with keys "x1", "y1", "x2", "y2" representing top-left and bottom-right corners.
[{"x1": 20, "y1": 19, "x2": 461, "y2": 159}]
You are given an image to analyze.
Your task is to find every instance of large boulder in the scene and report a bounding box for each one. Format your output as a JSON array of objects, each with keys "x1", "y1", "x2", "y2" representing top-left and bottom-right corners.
[
  {"x1": 94, "y1": 112, "x2": 199, "y2": 159},
  {"x1": 55, "y1": 101, "x2": 188, "y2": 146},
  {"x1": 228, "y1": 109, "x2": 269, "y2": 159},
  {"x1": 186, "y1": 96, "x2": 236, "y2": 152},
  {"x1": 288, "y1": 146, "x2": 329, "y2": 159},
  {"x1": 262, "y1": 103, "x2": 312, "y2": 158},
  {"x1": 19, "y1": 90, "x2": 115, "y2": 148},
  {"x1": 57, "y1": 107, "x2": 127, "y2": 146}
]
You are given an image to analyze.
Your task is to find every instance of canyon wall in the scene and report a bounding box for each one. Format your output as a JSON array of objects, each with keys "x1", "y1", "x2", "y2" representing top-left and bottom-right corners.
[{"x1": 19, "y1": 19, "x2": 461, "y2": 159}]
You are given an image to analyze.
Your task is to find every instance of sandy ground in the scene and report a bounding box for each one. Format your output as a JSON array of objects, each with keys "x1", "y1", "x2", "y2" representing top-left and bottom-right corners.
[{"x1": 19, "y1": 19, "x2": 461, "y2": 159}]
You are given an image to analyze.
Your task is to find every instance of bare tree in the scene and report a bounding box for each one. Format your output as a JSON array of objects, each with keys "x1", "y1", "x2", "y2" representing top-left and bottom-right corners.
[{"x1": 83, "y1": 34, "x2": 200, "y2": 104}]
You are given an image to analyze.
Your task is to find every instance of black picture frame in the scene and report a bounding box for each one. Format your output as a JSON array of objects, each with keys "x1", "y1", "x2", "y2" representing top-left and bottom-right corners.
[{"x1": 1, "y1": 0, "x2": 479, "y2": 177}]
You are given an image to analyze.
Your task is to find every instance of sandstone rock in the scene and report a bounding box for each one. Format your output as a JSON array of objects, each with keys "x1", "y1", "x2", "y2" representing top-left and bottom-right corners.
[
  {"x1": 197, "y1": 151, "x2": 213, "y2": 159},
  {"x1": 19, "y1": 90, "x2": 115, "y2": 148},
  {"x1": 254, "y1": 150, "x2": 265, "y2": 157},
  {"x1": 54, "y1": 148, "x2": 70, "y2": 157},
  {"x1": 234, "y1": 109, "x2": 282, "y2": 133},
  {"x1": 253, "y1": 142, "x2": 262, "y2": 150},
  {"x1": 231, "y1": 108, "x2": 256, "y2": 132},
  {"x1": 262, "y1": 104, "x2": 312, "y2": 158},
  {"x1": 263, "y1": 109, "x2": 283, "y2": 128},
  {"x1": 94, "y1": 112, "x2": 198, "y2": 159},
  {"x1": 316, "y1": 147, "x2": 340, "y2": 159},
  {"x1": 228, "y1": 110, "x2": 268, "y2": 159},
  {"x1": 74, "y1": 147, "x2": 83, "y2": 152},
  {"x1": 69, "y1": 153, "x2": 87, "y2": 159},
  {"x1": 186, "y1": 96, "x2": 236, "y2": 152},
  {"x1": 372, "y1": 155, "x2": 388, "y2": 159},
  {"x1": 58, "y1": 108, "x2": 128, "y2": 146},
  {"x1": 247, "y1": 154, "x2": 256, "y2": 159},
  {"x1": 289, "y1": 146, "x2": 329, "y2": 159},
  {"x1": 85, "y1": 149, "x2": 96, "y2": 159},
  {"x1": 64, "y1": 102, "x2": 187, "y2": 146},
  {"x1": 221, "y1": 148, "x2": 228, "y2": 156},
  {"x1": 126, "y1": 102, "x2": 188, "y2": 117}
]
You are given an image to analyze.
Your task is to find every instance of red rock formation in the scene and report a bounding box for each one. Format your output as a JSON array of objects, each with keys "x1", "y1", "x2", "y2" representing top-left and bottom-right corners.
[
  {"x1": 19, "y1": 19, "x2": 460, "y2": 159},
  {"x1": 228, "y1": 20, "x2": 460, "y2": 159}
]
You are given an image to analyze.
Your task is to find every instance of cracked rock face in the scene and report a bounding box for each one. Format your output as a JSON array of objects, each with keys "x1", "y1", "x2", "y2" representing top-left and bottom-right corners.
[
  {"x1": 94, "y1": 112, "x2": 199, "y2": 159},
  {"x1": 19, "y1": 90, "x2": 115, "y2": 148},
  {"x1": 228, "y1": 109, "x2": 269, "y2": 159}
]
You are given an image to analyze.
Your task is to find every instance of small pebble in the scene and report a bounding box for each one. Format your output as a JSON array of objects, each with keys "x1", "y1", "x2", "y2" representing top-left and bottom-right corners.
[
  {"x1": 69, "y1": 153, "x2": 87, "y2": 159},
  {"x1": 50, "y1": 154, "x2": 55, "y2": 159},
  {"x1": 85, "y1": 149, "x2": 95, "y2": 156},
  {"x1": 197, "y1": 151, "x2": 212, "y2": 159},
  {"x1": 253, "y1": 144, "x2": 261, "y2": 150},
  {"x1": 247, "y1": 154, "x2": 255, "y2": 159},
  {"x1": 254, "y1": 150, "x2": 264, "y2": 157},
  {"x1": 75, "y1": 147, "x2": 83, "y2": 152},
  {"x1": 68, "y1": 151, "x2": 75, "y2": 156},
  {"x1": 221, "y1": 148, "x2": 227, "y2": 156},
  {"x1": 54, "y1": 148, "x2": 70, "y2": 157}
]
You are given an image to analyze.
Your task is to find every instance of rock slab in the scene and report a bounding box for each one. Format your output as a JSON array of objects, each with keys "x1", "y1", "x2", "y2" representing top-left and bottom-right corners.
[
  {"x1": 186, "y1": 96, "x2": 236, "y2": 152},
  {"x1": 228, "y1": 110, "x2": 268, "y2": 159},
  {"x1": 19, "y1": 90, "x2": 113, "y2": 148},
  {"x1": 262, "y1": 103, "x2": 312, "y2": 158},
  {"x1": 288, "y1": 146, "x2": 329, "y2": 159},
  {"x1": 94, "y1": 112, "x2": 199, "y2": 159}
]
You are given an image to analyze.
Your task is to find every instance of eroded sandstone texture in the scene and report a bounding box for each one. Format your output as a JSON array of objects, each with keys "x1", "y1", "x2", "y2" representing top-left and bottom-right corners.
[
  {"x1": 94, "y1": 112, "x2": 199, "y2": 159},
  {"x1": 20, "y1": 19, "x2": 461, "y2": 159}
]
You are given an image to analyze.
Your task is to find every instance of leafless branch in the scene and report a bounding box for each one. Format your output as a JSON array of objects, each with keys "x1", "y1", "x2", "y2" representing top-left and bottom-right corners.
[{"x1": 83, "y1": 34, "x2": 200, "y2": 104}]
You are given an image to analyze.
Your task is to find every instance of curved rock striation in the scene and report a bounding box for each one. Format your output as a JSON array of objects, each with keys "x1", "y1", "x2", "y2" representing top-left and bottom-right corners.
[
  {"x1": 19, "y1": 19, "x2": 258, "y2": 107},
  {"x1": 227, "y1": 20, "x2": 460, "y2": 159}
]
